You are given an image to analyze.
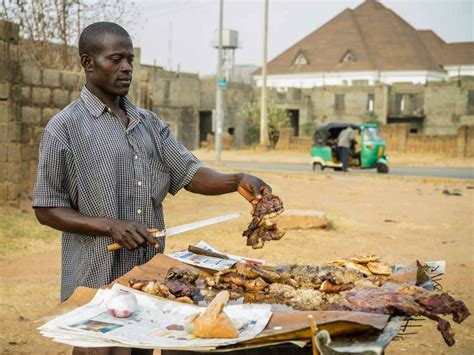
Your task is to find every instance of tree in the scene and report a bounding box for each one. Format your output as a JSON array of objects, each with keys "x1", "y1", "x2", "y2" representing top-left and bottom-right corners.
[
  {"x1": 362, "y1": 111, "x2": 380, "y2": 125},
  {"x1": 0, "y1": 0, "x2": 139, "y2": 69},
  {"x1": 240, "y1": 101, "x2": 291, "y2": 148}
]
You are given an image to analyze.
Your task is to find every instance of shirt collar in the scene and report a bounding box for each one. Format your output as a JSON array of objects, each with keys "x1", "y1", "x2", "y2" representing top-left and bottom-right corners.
[{"x1": 80, "y1": 85, "x2": 142, "y2": 125}]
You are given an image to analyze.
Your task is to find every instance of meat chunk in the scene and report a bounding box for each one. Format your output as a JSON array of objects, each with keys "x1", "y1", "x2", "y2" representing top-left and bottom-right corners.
[{"x1": 242, "y1": 190, "x2": 285, "y2": 249}]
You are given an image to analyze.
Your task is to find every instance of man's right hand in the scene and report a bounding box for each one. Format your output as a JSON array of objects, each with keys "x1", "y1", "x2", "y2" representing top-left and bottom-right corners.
[{"x1": 107, "y1": 220, "x2": 159, "y2": 250}]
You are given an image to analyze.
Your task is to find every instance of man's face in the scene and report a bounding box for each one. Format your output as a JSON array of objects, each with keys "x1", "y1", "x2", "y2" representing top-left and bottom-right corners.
[{"x1": 87, "y1": 33, "x2": 134, "y2": 97}]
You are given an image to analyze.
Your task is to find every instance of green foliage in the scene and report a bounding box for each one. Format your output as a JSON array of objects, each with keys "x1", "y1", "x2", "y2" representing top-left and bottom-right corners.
[
  {"x1": 240, "y1": 102, "x2": 291, "y2": 148},
  {"x1": 301, "y1": 122, "x2": 318, "y2": 137},
  {"x1": 362, "y1": 111, "x2": 380, "y2": 125}
]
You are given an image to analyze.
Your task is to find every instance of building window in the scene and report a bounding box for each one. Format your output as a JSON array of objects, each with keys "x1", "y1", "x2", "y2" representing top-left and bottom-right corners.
[
  {"x1": 367, "y1": 94, "x2": 375, "y2": 112},
  {"x1": 468, "y1": 90, "x2": 474, "y2": 115},
  {"x1": 292, "y1": 50, "x2": 309, "y2": 66},
  {"x1": 335, "y1": 94, "x2": 345, "y2": 113},
  {"x1": 340, "y1": 50, "x2": 355, "y2": 63}
]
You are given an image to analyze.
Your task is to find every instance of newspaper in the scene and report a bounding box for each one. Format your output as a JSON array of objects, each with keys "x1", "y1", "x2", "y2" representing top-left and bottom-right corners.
[
  {"x1": 165, "y1": 241, "x2": 267, "y2": 271},
  {"x1": 195, "y1": 241, "x2": 267, "y2": 265},
  {"x1": 39, "y1": 284, "x2": 272, "y2": 350},
  {"x1": 165, "y1": 250, "x2": 238, "y2": 271}
]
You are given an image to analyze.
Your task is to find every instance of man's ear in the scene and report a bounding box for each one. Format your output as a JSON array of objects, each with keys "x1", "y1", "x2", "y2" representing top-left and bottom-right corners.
[{"x1": 80, "y1": 54, "x2": 94, "y2": 72}]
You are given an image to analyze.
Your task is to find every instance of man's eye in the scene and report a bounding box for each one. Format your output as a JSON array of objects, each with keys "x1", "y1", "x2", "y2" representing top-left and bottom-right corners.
[{"x1": 111, "y1": 57, "x2": 121, "y2": 62}]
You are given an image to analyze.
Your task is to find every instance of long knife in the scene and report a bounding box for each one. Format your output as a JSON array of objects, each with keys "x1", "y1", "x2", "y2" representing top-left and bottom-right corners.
[{"x1": 107, "y1": 212, "x2": 242, "y2": 252}]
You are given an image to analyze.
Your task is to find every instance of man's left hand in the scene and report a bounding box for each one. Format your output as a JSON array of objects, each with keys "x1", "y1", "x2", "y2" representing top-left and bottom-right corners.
[{"x1": 237, "y1": 173, "x2": 271, "y2": 205}]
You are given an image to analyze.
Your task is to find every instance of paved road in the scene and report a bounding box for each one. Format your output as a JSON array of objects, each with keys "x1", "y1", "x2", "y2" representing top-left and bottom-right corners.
[{"x1": 204, "y1": 161, "x2": 474, "y2": 180}]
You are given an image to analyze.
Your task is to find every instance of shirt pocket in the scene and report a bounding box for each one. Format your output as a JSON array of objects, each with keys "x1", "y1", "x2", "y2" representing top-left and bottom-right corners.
[{"x1": 149, "y1": 158, "x2": 171, "y2": 204}]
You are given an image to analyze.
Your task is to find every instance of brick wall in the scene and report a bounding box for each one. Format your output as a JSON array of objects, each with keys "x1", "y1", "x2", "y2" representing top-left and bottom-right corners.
[{"x1": 1, "y1": 20, "x2": 84, "y2": 206}]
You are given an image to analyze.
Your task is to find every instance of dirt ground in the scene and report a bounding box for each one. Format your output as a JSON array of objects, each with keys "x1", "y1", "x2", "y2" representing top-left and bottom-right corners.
[{"x1": 1, "y1": 152, "x2": 473, "y2": 354}]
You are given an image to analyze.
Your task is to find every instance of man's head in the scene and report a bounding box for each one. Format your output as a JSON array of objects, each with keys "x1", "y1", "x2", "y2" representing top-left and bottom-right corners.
[{"x1": 79, "y1": 22, "x2": 134, "y2": 97}]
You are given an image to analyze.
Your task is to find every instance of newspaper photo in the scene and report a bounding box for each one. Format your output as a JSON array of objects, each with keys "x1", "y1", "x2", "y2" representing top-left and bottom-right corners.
[{"x1": 39, "y1": 284, "x2": 272, "y2": 350}]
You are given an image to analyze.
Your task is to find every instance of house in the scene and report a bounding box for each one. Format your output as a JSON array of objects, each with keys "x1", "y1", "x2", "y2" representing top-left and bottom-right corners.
[{"x1": 254, "y1": 0, "x2": 474, "y2": 88}]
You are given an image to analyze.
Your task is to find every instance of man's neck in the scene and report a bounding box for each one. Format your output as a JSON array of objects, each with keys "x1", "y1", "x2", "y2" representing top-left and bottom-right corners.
[{"x1": 85, "y1": 84, "x2": 122, "y2": 112}]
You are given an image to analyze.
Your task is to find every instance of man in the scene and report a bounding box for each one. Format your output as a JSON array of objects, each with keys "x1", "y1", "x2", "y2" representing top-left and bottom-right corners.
[
  {"x1": 33, "y1": 22, "x2": 272, "y2": 354},
  {"x1": 336, "y1": 125, "x2": 355, "y2": 172}
]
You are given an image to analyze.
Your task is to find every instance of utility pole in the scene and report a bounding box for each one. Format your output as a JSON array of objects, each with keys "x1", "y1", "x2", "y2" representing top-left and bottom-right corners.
[
  {"x1": 215, "y1": 0, "x2": 224, "y2": 161},
  {"x1": 260, "y1": 0, "x2": 269, "y2": 146},
  {"x1": 168, "y1": 21, "x2": 173, "y2": 71}
]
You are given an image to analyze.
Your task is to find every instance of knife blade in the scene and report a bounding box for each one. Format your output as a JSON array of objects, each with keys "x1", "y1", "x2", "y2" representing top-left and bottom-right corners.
[{"x1": 107, "y1": 212, "x2": 241, "y2": 251}]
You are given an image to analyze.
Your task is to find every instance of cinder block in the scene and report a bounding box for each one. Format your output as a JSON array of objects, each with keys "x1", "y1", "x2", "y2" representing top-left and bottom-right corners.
[
  {"x1": 43, "y1": 68, "x2": 61, "y2": 87},
  {"x1": 0, "y1": 182, "x2": 7, "y2": 200},
  {"x1": 21, "y1": 106, "x2": 41, "y2": 124},
  {"x1": 7, "y1": 143, "x2": 21, "y2": 162},
  {"x1": 62, "y1": 71, "x2": 80, "y2": 90},
  {"x1": 276, "y1": 209, "x2": 329, "y2": 230},
  {"x1": 20, "y1": 124, "x2": 32, "y2": 143},
  {"x1": 0, "y1": 143, "x2": 7, "y2": 161},
  {"x1": 0, "y1": 101, "x2": 9, "y2": 122},
  {"x1": 0, "y1": 162, "x2": 6, "y2": 180},
  {"x1": 20, "y1": 65, "x2": 41, "y2": 85},
  {"x1": 0, "y1": 20, "x2": 19, "y2": 44},
  {"x1": 9, "y1": 43, "x2": 19, "y2": 62},
  {"x1": 0, "y1": 82, "x2": 10, "y2": 99},
  {"x1": 7, "y1": 162, "x2": 20, "y2": 180},
  {"x1": 32, "y1": 87, "x2": 51, "y2": 105},
  {"x1": 7, "y1": 182, "x2": 20, "y2": 200},
  {"x1": 21, "y1": 86, "x2": 30, "y2": 103},
  {"x1": 8, "y1": 122, "x2": 21, "y2": 142},
  {"x1": 52, "y1": 88, "x2": 70, "y2": 107},
  {"x1": 32, "y1": 126, "x2": 44, "y2": 144},
  {"x1": 70, "y1": 90, "x2": 81, "y2": 100},
  {"x1": 42, "y1": 107, "x2": 60, "y2": 125}
]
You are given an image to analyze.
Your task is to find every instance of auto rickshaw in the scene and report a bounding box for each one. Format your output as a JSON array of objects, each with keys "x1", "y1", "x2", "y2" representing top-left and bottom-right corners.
[{"x1": 310, "y1": 122, "x2": 389, "y2": 173}]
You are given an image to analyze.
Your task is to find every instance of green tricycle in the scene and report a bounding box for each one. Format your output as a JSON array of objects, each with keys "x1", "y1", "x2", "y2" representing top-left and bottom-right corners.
[{"x1": 310, "y1": 122, "x2": 389, "y2": 173}]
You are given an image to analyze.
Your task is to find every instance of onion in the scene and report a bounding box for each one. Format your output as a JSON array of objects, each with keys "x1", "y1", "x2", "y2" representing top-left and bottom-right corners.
[{"x1": 105, "y1": 289, "x2": 137, "y2": 318}]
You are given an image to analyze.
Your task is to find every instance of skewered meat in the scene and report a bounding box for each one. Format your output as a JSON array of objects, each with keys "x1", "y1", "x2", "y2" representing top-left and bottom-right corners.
[
  {"x1": 336, "y1": 285, "x2": 470, "y2": 346},
  {"x1": 166, "y1": 267, "x2": 199, "y2": 283},
  {"x1": 164, "y1": 279, "x2": 195, "y2": 298},
  {"x1": 242, "y1": 190, "x2": 285, "y2": 249}
]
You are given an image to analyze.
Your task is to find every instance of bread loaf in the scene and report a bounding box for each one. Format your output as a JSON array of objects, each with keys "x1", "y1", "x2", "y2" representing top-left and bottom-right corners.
[{"x1": 193, "y1": 290, "x2": 239, "y2": 338}]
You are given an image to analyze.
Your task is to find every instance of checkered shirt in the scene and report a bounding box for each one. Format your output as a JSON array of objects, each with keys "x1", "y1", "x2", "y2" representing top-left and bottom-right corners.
[{"x1": 32, "y1": 86, "x2": 201, "y2": 301}]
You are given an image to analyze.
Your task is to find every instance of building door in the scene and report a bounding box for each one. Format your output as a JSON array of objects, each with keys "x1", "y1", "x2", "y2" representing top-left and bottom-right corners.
[
  {"x1": 287, "y1": 109, "x2": 299, "y2": 137},
  {"x1": 199, "y1": 111, "x2": 213, "y2": 146}
]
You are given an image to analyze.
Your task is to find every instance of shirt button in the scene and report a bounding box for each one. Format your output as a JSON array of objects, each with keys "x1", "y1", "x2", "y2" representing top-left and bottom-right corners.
[
  {"x1": 137, "y1": 181, "x2": 142, "y2": 186},
  {"x1": 134, "y1": 155, "x2": 138, "y2": 160},
  {"x1": 137, "y1": 209, "x2": 142, "y2": 214}
]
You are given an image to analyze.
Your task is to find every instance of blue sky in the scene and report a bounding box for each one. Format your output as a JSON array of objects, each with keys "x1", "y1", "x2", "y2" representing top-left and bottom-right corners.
[{"x1": 130, "y1": 0, "x2": 474, "y2": 75}]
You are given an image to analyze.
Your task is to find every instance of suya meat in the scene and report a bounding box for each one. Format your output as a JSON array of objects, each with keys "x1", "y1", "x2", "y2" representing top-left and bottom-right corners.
[
  {"x1": 242, "y1": 189, "x2": 285, "y2": 249},
  {"x1": 335, "y1": 285, "x2": 470, "y2": 346}
]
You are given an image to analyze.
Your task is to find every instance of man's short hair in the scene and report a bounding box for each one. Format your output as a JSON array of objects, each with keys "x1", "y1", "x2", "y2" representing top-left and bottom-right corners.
[{"x1": 79, "y1": 22, "x2": 130, "y2": 56}]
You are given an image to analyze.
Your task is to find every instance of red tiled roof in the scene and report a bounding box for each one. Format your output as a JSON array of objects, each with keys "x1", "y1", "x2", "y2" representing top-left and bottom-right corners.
[{"x1": 256, "y1": 0, "x2": 472, "y2": 75}]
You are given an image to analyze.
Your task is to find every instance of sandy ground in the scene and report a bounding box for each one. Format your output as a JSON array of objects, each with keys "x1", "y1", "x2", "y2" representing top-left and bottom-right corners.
[{"x1": 1, "y1": 157, "x2": 473, "y2": 354}]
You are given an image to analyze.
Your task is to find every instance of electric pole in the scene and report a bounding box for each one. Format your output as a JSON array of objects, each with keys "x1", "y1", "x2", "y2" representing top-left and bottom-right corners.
[
  {"x1": 260, "y1": 0, "x2": 269, "y2": 146},
  {"x1": 215, "y1": 0, "x2": 224, "y2": 161}
]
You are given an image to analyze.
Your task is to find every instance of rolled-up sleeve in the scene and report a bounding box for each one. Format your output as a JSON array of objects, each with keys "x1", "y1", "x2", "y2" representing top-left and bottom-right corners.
[{"x1": 32, "y1": 129, "x2": 72, "y2": 208}]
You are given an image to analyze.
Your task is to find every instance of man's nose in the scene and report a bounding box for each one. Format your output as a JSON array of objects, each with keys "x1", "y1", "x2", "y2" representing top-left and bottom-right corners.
[{"x1": 121, "y1": 60, "x2": 133, "y2": 72}]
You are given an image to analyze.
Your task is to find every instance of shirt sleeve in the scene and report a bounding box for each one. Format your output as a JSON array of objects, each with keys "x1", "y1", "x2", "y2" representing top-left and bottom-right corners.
[
  {"x1": 147, "y1": 113, "x2": 202, "y2": 195},
  {"x1": 32, "y1": 129, "x2": 73, "y2": 208}
]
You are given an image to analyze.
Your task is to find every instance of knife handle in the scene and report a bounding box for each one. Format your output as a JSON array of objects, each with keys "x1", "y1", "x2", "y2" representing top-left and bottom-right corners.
[{"x1": 107, "y1": 228, "x2": 160, "y2": 252}]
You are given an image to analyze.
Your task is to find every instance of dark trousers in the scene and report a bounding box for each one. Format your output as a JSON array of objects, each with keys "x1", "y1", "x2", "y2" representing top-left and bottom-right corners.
[{"x1": 338, "y1": 147, "x2": 350, "y2": 172}]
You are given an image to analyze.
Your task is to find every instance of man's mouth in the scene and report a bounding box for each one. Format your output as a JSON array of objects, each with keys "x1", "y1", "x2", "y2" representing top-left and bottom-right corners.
[{"x1": 117, "y1": 77, "x2": 132, "y2": 84}]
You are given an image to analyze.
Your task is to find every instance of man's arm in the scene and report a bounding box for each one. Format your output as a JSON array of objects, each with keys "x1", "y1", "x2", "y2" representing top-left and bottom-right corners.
[
  {"x1": 34, "y1": 207, "x2": 158, "y2": 250},
  {"x1": 185, "y1": 167, "x2": 270, "y2": 203}
]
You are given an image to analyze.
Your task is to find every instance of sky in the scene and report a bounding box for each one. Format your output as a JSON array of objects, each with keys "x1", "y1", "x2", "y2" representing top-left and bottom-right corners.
[{"x1": 129, "y1": 0, "x2": 474, "y2": 76}]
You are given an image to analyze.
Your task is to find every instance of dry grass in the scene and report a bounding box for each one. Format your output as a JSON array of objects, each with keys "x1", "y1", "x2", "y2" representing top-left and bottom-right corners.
[{"x1": 0, "y1": 207, "x2": 61, "y2": 259}]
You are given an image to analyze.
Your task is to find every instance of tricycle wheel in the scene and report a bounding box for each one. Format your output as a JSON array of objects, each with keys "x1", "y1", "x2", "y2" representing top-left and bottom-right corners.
[
  {"x1": 312, "y1": 163, "x2": 324, "y2": 171},
  {"x1": 376, "y1": 163, "x2": 389, "y2": 174}
]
